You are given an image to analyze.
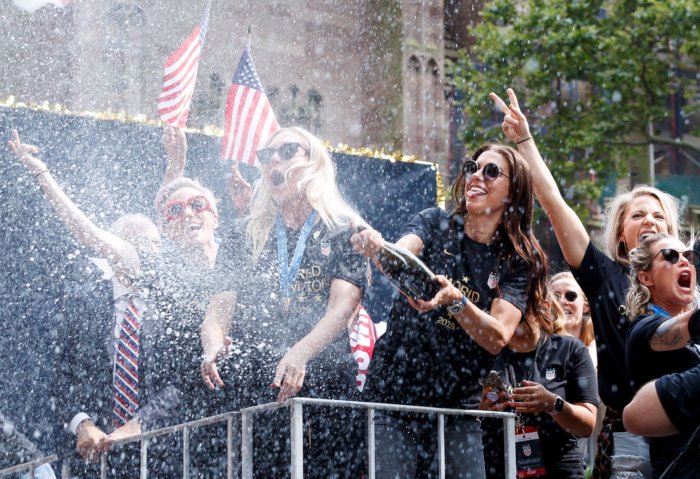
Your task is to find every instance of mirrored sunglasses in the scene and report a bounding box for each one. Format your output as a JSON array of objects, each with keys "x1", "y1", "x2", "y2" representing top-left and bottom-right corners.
[
  {"x1": 256, "y1": 142, "x2": 309, "y2": 165},
  {"x1": 163, "y1": 195, "x2": 213, "y2": 221},
  {"x1": 462, "y1": 160, "x2": 510, "y2": 181}
]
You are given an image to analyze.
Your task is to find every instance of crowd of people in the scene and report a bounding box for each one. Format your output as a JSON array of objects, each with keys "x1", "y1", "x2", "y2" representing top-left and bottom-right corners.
[{"x1": 4, "y1": 88, "x2": 700, "y2": 479}]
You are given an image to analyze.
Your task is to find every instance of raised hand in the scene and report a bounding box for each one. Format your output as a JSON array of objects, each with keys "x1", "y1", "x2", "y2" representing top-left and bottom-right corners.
[
  {"x1": 8, "y1": 130, "x2": 46, "y2": 174},
  {"x1": 489, "y1": 88, "x2": 531, "y2": 144},
  {"x1": 227, "y1": 162, "x2": 252, "y2": 213}
]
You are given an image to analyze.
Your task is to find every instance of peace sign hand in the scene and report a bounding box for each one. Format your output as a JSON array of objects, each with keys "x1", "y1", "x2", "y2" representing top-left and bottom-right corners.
[{"x1": 489, "y1": 89, "x2": 531, "y2": 144}]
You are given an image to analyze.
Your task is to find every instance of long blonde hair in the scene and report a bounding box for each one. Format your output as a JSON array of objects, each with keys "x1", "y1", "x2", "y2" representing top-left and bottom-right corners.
[
  {"x1": 603, "y1": 185, "x2": 680, "y2": 266},
  {"x1": 550, "y1": 271, "x2": 594, "y2": 346},
  {"x1": 245, "y1": 127, "x2": 363, "y2": 260}
]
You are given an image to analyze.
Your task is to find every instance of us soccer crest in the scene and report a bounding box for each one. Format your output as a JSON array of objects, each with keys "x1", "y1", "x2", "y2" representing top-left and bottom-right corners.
[
  {"x1": 522, "y1": 443, "x2": 532, "y2": 457},
  {"x1": 545, "y1": 368, "x2": 556, "y2": 380},
  {"x1": 320, "y1": 241, "x2": 331, "y2": 256},
  {"x1": 487, "y1": 271, "x2": 500, "y2": 289}
]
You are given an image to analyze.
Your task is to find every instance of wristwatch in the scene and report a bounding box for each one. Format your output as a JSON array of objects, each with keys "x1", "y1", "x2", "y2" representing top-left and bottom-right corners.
[
  {"x1": 548, "y1": 395, "x2": 565, "y2": 416},
  {"x1": 447, "y1": 295, "x2": 468, "y2": 315}
]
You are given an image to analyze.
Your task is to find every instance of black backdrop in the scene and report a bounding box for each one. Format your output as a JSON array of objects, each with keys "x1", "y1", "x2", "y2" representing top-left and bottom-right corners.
[{"x1": 0, "y1": 106, "x2": 437, "y2": 455}]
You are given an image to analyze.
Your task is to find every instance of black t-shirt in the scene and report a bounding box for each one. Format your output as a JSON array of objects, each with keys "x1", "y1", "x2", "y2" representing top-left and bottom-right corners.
[
  {"x1": 494, "y1": 335, "x2": 599, "y2": 478},
  {"x1": 215, "y1": 218, "x2": 367, "y2": 406},
  {"x1": 138, "y1": 244, "x2": 218, "y2": 427},
  {"x1": 656, "y1": 364, "x2": 700, "y2": 434},
  {"x1": 572, "y1": 241, "x2": 633, "y2": 412},
  {"x1": 364, "y1": 207, "x2": 529, "y2": 408},
  {"x1": 627, "y1": 312, "x2": 700, "y2": 476}
]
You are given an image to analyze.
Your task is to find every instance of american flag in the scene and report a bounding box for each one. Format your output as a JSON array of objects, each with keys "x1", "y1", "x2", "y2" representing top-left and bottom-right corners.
[
  {"x1": 157, "y1": 0, "x2": 210, "y2": 128},
  {"x1": 221, "y1": 48, "x2": 280, "y2": 165}
]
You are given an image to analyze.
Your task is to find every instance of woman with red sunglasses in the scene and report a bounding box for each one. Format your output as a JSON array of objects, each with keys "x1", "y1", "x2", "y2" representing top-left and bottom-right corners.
[
  {"x1": 351, "y1": 141, "x2": 548, "y2": 478},
  {"x1": 490, "y1": 88, "x2": 681, "y2": 478},
  {"x1": 201, "y1": 126, "x2": 368, "y2": 477},
  {"x1": 624, "y1": 233, "x2": 700, "y2": 476}
]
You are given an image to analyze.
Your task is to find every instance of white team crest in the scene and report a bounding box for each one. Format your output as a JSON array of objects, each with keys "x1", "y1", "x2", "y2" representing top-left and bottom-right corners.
[
  {"x1": 487, "y1": 271, "x2": 500, "y2": 289},
  {"x1": 522, "y1": 443, "x2": 532, "y2": 457},
  {"x1": 545, "y1": 368, "x2": 556, "y2": 381},
  {"x1": 320, "y1": 241, "x2": 331, "y2": 256}
]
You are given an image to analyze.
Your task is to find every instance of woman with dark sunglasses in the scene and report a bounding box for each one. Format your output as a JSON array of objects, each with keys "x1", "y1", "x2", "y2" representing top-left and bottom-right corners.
[
  {"x1": 201, "y1": 126, "x2": 368, "y2": 477},
  {"x1": 491, "y1": 88, "x2": 681, "y2": 478},
  {"x1": 624, "y1": 233, "x2": 700, "y2": 476},
  {"x1": 550, "y1": 272, "x2": 597, "y2": 368},
  {"x1": 351, "y1": 142, "x2": 547, "y2": 478}
]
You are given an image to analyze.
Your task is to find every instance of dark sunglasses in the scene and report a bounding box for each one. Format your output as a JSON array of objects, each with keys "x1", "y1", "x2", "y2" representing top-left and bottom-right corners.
[
  {"x1": 554, "y1": 291, "x2": 579, "y2": 303},
  {"x1": 163, "y1": 195, "x2": 213, "y2": 221},
  {"x1": 653, "y1": 248, "x2": 700, "y2": 266},
  {"x1": 256, "y1": 142, "x2": 309, "y2": 165},
  {"x1": 462, "y1": 160, "x2": 510, "y2": 181}
]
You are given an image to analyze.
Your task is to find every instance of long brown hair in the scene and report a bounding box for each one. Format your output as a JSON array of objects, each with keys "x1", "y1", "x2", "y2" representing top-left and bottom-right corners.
[{"x1": 451, "y1": 143, "x2": 549, "y2": 322}]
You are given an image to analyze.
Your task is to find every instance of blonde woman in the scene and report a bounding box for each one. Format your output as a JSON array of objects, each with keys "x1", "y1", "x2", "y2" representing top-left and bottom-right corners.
[
  {"x1": 550, "y1": 271, "x2": 597, "y2": 369},
  {"x1": 624, "y1": 234, "x2": 700, "y2": 477},
  {"x1": 201, "y1": 126, "x2": 368, "y2": 477}
]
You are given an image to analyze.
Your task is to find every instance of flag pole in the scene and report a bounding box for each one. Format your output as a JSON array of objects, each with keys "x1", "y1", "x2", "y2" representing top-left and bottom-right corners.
[{"x1": 247, "y1": 25, "x2": 252, "y2": 51}]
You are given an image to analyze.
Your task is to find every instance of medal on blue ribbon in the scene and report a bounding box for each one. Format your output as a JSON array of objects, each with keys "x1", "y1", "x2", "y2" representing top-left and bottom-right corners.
[{"x1": 276, "y1": 210, "x2": 318, "y2": 314}]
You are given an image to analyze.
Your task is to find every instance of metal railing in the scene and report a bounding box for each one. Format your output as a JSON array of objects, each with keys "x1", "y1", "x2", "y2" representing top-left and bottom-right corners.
[
  {"x1": 1, "y1": 399, "x2": 516, "y2": 479},
  {"x1": 0, "y1": 454, "x2": 58, "y2": 479}
]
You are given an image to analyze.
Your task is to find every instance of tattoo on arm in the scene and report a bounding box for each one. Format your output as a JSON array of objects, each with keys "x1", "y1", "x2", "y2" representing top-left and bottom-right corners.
[{"x1": 650, "y1": 320, "x2": 689, "y2": 350}]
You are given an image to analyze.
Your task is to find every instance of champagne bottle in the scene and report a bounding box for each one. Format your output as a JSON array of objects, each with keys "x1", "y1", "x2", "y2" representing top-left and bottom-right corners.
[{"x1": 378, "y1": 241, "x2": 441, "y2": 302}]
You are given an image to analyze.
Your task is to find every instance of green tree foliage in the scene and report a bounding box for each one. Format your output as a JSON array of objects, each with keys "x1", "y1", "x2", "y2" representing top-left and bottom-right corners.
[{"x1": 449, "y1": 0, "x2": 700, "y2": 216}]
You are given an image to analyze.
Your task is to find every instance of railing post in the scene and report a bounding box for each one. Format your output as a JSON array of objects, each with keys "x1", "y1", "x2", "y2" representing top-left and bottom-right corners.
[
  {"x1": 140, "y1": 438, "x2": 149, "y2": 479},
  {"x1": 241, "y1": 411, "x2": 253, "y2": 479},
  {"x1": 100, "y1": 451, "x2": 107, "y2": 479},
  {"x1": 504, "y1": 415, "x2": 516, "y2": 479},
  {"x1": 437, "y1": 414, "x2": 445, "y2": 479},
  {"x1": 227, "y1": 416, "x2": 234, "y2": 479},
  {"x1": 367, "y1": 408, "x2": 375, "y2": 479},
  {"x1": 182, "y1": 425, "x2": 190, "y2": 479},
  {"x1": 290, "y1": 401, "x2": 304, "y2": 479}
]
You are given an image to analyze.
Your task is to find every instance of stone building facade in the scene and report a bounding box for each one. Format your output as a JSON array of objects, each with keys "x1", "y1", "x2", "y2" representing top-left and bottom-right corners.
[{"x1": 0, "y1": 0, "x2": 483, "y2": 176}]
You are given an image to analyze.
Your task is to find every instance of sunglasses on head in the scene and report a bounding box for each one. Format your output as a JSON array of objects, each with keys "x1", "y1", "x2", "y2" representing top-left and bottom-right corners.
[
  {"x1": 462, "y1": 160, "x2": 510, "y2": 181},
  {"x1": 163, "y1": 195, "x2": 213, "y2": 221},
  {"x1": 554, "y1": 291, "x2": 579, "y2": 303},
  {"x1": 256, "y1": 142, "x2": 309, "y2": 165},
  {"x1": 653, "y1": 248, "x2": 700, "y2": 266}
]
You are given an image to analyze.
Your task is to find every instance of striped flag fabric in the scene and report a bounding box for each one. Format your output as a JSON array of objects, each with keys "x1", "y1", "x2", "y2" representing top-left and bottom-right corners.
[
  {"x1": 157, "y1": 0, "x2": 210, "y2": 128},
  {"x1": 221, "y1": 47, "x2": 280, "y2": 166}
]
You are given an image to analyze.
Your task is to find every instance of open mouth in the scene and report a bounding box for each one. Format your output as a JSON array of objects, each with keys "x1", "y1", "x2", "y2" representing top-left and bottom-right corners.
[
  {"x1": 678, "y1": 270, "x2": 692, "y2": 289},
  {"x1": 467, "y1": 185, "x2": 486, "y2": 198},
  {"x1": 638, "y1": 230, "x2": 656, "y2": 242},
  {"x1": 270, "y1": 171, "x2": 285, "y2": 187}
]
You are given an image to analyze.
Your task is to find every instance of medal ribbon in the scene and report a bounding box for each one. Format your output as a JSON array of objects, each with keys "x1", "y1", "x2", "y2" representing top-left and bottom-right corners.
[
  {"x1": 650, "y1": 303, "x2": 672, "y2": 318},
  {"x1": 276, "y1": 210, "x2": 318, "y2": 302}
]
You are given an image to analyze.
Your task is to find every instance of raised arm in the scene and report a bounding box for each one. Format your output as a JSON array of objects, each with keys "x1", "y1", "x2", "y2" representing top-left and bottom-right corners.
[
  {"x1": 272, "y1": 278, "x2": 362, "y2": 403},
  {"x1": 8, "y1": 131, "x2": 139, "y2": 276},
  {"x1": 161, "y1": 126, "x2": 187, "y2": 187},
  {"x1": 490, "y1": 89, "x2": 590, "y2": 268}
]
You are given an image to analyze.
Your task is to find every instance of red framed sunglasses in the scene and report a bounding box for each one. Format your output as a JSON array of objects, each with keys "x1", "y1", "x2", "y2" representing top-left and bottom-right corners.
[{"x1": 162, "y1": 195, "x2": 214, "y2": 221}]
